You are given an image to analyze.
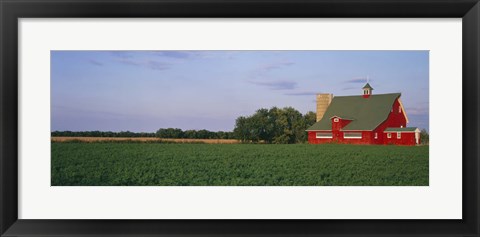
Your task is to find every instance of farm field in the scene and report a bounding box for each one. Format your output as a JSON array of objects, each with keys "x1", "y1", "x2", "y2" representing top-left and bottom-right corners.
[
  {"x1": 51, "y1": 136, "x2": 240, "y2": 144},
  {"x1": 51, "y1": 142, "x2": 429, "y2": 186}
]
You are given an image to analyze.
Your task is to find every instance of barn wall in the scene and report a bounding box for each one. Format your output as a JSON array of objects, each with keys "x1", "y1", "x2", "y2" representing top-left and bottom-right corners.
[
  {"x1": 372, "y1": 98, "x2": 408, "y2": 145},
  {"x1": 383, "y1": 132, "x2": 416, "y2": 145},
  {"x1": 308, "y1": 130, "x2": 418, "y2": 145},
  {"x1": 307, "y1": 98, "x2": 416, "y2": 145},
  {"x1": 308, "y1": 131, "x2": 374, "y2": 144},
  {"x1": 385, "y1": 99, "x2": 407, "y2": 128},
  {"x1": 308, "y1": 132, "x2": 331, "y2": 144},
  {"x1": 331, "y1": 118, "x2": 352, "y2": 140},
  {"x1": 337, "y1": 131, "x2": 374, "y2": 145}
]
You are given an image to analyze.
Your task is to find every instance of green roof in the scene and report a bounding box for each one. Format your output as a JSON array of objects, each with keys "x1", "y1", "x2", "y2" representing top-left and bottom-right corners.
[
  {"x1": 306, "y1": 93, "x2": 401, "y2": 131},
  {"x1": 362, "y1": 83, "x2": 374, "y2": 90},
  {"x1": 384, "y1": 127, "x2": 418, "y2": 132}
]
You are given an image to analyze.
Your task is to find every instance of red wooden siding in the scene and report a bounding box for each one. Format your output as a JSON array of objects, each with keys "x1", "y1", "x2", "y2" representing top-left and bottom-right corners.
[
  {"x1": 307, "y1": 98, "x2": 417, "y2": 146},
  {"x1": 383, "y1": 132, "x2": 418, "y2": 145}
]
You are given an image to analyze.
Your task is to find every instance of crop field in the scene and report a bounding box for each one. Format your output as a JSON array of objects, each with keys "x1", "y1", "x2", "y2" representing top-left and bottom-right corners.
[
  {"x1": 51, "y1": 137, "x2": 240, "y2": 144},
  {"x1": 51, "y1": 142, "x2": 428, "y2": 186}
]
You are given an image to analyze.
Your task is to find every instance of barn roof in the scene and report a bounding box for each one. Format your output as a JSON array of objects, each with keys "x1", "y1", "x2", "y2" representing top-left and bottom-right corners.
[
  {"x1": 306, "y1": 93, "x2": 401, "y2": 131},
  {"x1": 362, "y1": 83, "x2": 374, "y2": 90},
  {"x1": 384, "y1": 127, "x2": 419, "y2": 132}
]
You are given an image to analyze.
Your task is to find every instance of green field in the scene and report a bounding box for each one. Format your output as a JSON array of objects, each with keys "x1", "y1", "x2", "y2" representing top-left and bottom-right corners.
[{"x1": 51, "y1": 142, "x2": 429, "y2": 186}]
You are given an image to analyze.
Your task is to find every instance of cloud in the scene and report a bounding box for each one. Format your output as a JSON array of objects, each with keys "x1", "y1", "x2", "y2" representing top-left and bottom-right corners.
[
  {"x1": 117, "y1": 58, "x2": 141, "y2": 66},
  {"x1": 405, "y1": 106, "x2": 429, "y2": 115},
  {"x1": 284, "y1": 91, "x2": 318, "y2": 96},
  {"x1": 111, "y1": 51, "x2": 133, "y2": 59},
  {"x1": 110, "y1": 51, "x2": 173, "y2": 71},
  {"x1": 154, "y1": 51, "x2": 194, "y2": 59},
  {"x1": 342, "y1": 86, "x2": 358, "y2": 91},
  {"x1": 88, "y1": 59, "x2": 103, "y2": 66},
  {"x1": 197, "y1": 51, "x2": 237, "y2": 60},
  {"x1": 345, "y1": 77, "x2": 372, "y2": 84},
  {"x1": 249, "y1": 80, "x2": 297, "y2": 90},
  {"x1": 250, "y1": 60, "x2": 295, "y2": 78},
  {"x1": 407, "y1": 114, "x2": 429, "y2": 131},
  {"x1": 153, "y1": 51, "x2": 238, "y2": 60},
  {"x1": 145, "y1": 61, "x2": 171, "y2": 70},
  {"x1": 202, "y1": 51, "x2": 237, "y2": 60},
  {"x1": 116, "y1": 58, "x2": 171, "y2": 71},
  {"x1": 260, "y1": 61, "x2": 295, "y2": 71}
]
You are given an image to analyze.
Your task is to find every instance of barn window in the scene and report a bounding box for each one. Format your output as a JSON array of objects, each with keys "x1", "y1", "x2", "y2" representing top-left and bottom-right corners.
[
  {"x1": 399, "y1": 106, "x2": 401, "y2": 113},
  {"x1": 316, "y1": 132, "x2": 332, "y2": 139},
  {"x1": 344, "y1": 132, "x2": 362, "y2": 139},
  {"x1": 333, "y1": 118, "x2": 339, "y2": 122},
  {"x1": 374, "y1": 133, "x2": 378, "y2": 139},
  {"x1": 397, "y1": 132, "x2": 401, "y2": 139},
  {"x1": 387, "y1": 133, "x2": 391, "y2": 138}
]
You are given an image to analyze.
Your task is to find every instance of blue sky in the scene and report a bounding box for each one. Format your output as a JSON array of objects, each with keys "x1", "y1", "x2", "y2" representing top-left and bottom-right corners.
[{"x1": 51, "y1": 50, "x2": 429, "y2": 132}]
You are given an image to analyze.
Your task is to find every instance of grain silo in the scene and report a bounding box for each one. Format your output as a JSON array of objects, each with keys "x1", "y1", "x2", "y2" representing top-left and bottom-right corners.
[{"x1": 316, "y1": 93, "x2": 333, "y2": 122}]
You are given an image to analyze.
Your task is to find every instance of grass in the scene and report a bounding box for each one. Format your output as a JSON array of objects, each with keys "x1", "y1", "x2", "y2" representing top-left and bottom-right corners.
[{"x1": 51, "y1": 143, "x2": 429, "y2": 186}]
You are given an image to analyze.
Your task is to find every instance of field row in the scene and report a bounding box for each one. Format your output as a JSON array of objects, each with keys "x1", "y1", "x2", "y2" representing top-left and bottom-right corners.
[{"x1": 51, "y1": 143, "x2": 429, "y2": 186}]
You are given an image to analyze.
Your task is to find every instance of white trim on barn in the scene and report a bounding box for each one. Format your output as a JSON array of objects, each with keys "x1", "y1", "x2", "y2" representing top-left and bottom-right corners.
[
  {"x1": 383, "y1": 128, "x2": 420, "y2": 133},
  {"x1": 316, "y1": 132, "x2": 333, "y2": 139},
  {"x1": 343, "y1": 132, "x2": 362, "y2": 139},
  {"x1": 397, "y1": 98, "x2": 410, "y2": 123}
]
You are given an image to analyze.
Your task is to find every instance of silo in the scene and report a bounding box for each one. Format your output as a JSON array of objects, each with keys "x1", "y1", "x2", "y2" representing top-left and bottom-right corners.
[{"x1": 316, "y1": 94, "x2": 333, "y2": 122}]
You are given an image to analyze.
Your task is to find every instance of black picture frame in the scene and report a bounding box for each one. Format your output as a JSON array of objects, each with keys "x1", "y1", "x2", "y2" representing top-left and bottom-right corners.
[{"x1": 1, "y1": 0, "x2": 479, "y2": 236}]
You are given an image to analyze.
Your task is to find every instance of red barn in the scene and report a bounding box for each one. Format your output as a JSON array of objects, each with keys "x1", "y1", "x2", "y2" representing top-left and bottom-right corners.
[{"x1": 306, "y1": 83, "x2": 420, "y2": 145}]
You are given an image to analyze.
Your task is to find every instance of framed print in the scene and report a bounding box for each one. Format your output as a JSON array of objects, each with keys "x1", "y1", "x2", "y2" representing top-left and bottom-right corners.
[{"x1": 1, "y1": 0, "x2": 479, "y2": 236}]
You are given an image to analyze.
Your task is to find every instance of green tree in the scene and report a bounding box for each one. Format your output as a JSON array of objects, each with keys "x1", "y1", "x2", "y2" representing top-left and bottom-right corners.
[
  {"x1": 233, "y1": 116, "x2": 253, "y2": 142},
  {"x1": 233, "y1": 107, "x2": 316, "y2": 144},
  {"x1": 301, "y1": 111, "x2": 317, "y2": 142},
  {"x1": 420, "y1": 129, "x2": 429, "y2": 145}
]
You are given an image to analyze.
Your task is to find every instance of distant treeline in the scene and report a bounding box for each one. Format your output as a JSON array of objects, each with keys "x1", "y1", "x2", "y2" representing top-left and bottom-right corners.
[
  {"x1": 51, "y1": 129, "x2": 235, "y2": 139},
  {"x1": 156, "y1": 128, "x2": 235, "y2": 139},
  {"x1": 51, "y1": 131, "x2": 157, "y2": 137},
  {"x1": 52, "y1": 107, "x2": 317, "y2": 144}
]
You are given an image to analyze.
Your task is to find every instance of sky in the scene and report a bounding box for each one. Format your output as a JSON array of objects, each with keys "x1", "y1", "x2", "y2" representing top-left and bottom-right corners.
[{"x1": 51, "y1": 50, "x2": 429, "y2": 132}]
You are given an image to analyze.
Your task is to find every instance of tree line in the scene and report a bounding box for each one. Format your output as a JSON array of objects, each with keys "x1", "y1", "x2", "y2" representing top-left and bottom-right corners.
[
  {"x1": 51, "y1": 129, "x2": 235, "y2": 139},
  {"x1": 51, "y1": 107, "x2": 316, "y2": 144},
  {"x1": 51, "y1": 131, "x2": 157, "y2": 137},
  {"x1": 155, "y1": 128, "x2": 235, "y2": 139}
]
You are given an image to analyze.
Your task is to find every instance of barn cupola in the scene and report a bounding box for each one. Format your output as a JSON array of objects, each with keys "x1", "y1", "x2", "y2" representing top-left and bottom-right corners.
[{"x1": 362, "y1": 83, "x2": 373, "y2": 98}]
